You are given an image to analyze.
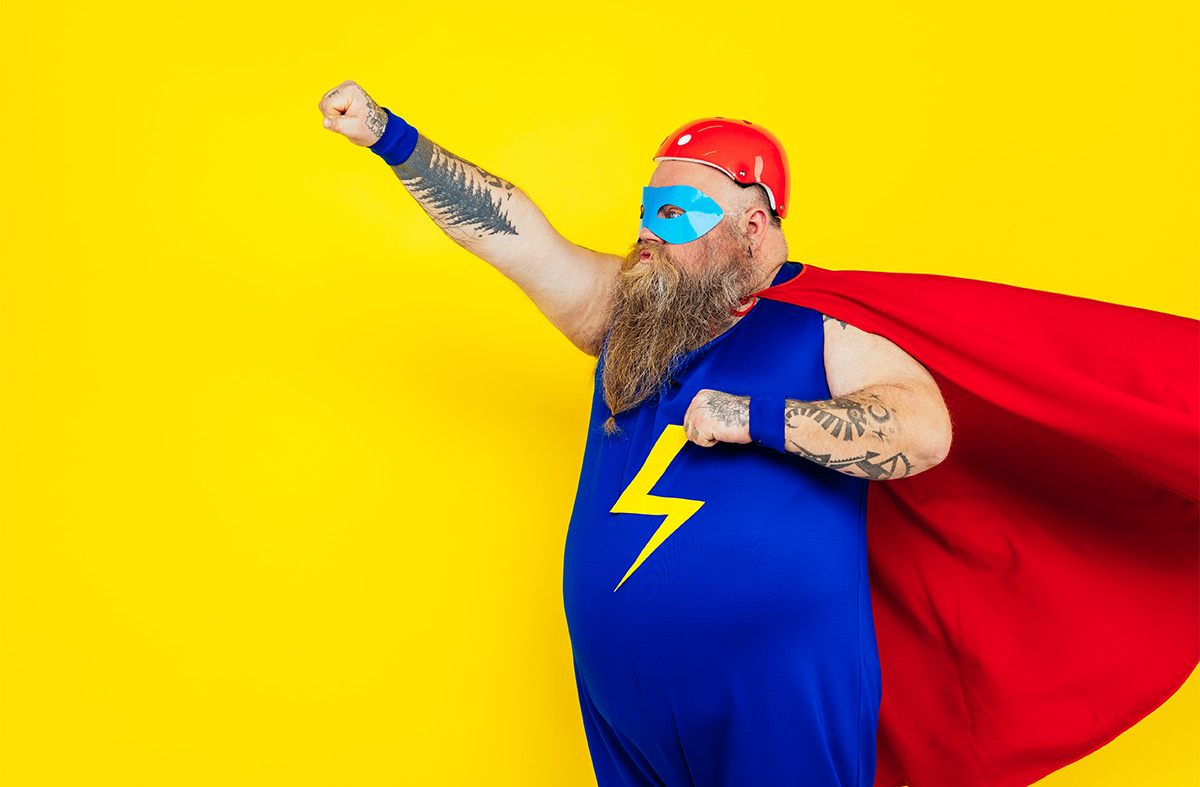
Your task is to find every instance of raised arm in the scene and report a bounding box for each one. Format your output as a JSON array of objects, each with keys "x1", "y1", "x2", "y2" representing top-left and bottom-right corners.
[
  {"x1": 318, "y1": 80, "x2": 619, "y2": 355},
  {"x1": 680, "y1": 314, "x2": 953, "y2": 479}
]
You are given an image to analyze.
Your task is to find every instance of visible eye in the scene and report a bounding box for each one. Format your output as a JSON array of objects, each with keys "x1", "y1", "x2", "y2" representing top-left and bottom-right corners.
[{"x1": 658, "y1": 205, "x2": 685, "y2": 220}]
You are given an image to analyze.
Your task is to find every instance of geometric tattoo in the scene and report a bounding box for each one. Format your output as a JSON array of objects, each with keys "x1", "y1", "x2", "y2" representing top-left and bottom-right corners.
[
  {"x1": 785, "y1": 395, "x2": 893, "y2": 442},
  {"x1": 784, "y1": 392, "x2": 912, "y2": 479},
  {"x1": 786, "y1": 442, "x2": 913, "y2": 480}
]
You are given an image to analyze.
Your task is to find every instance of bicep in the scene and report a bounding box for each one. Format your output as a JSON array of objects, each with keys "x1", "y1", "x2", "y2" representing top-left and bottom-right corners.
[
  {"x1": 511, "y1": 234, "x2": 621, "y2": 356},
  {"x1": 821, "y1": 314, "x2": 953, "y2": 469},
  {"x1": 554, "y1": 243, "x2": 623, "y2": 355},
  {"x1": 821, "y1": 314, "x2": 938, "y2": 397}
]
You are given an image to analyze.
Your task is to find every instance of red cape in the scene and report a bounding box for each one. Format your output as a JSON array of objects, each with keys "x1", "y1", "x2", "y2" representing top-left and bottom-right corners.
[{"x1": 753, "y1": 265, "x2": 1199, "y2": 787}]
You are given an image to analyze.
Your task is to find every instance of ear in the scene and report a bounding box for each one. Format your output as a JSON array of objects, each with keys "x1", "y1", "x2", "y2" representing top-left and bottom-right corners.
[{"x1": 741, "y1": 204, "x2": 772, "y2": 248}]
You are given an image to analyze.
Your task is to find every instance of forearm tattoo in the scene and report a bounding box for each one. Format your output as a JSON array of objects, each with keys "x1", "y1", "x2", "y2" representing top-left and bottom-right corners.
[
  {"x1": 784, "y1": 392, "x2": 912, "y2": 480},
  {"x1": 787, "y1": 443, "x2": 913, "y2": 480},
  {"x1": 392, "y1": 137, "x2": 519, "y2": 242},
  {"x1": 786, "y1": 393, "x2": 893, "y2": 442},
  {"x1": 704, "y1": 392, "x2": 749, "y2": 427}
]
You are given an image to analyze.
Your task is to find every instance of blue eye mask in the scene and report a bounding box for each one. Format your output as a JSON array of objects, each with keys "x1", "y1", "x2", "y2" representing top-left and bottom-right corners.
[{"x1": 640, "y1": 185, "x2": 725, "y2": 244}]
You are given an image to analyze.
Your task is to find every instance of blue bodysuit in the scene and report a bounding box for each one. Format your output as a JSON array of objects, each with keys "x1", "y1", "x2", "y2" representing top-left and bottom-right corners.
[{"x1": 562, "y1": 263, "x2": 881, "y2": 787}]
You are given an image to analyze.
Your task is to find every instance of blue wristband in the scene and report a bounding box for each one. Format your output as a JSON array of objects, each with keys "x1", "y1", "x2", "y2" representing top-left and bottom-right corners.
[
  {"x1": 749, "y1": 395, "x2": 788, "y2": 454},
  {"x1": 369, "y1": 107, "x2": 419, "y2": 166}
]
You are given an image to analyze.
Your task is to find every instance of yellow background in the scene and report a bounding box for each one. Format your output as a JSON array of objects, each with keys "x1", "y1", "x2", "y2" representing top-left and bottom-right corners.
[{"x1": 2, "y1": 1, "x2": 1196, "y2": 784}]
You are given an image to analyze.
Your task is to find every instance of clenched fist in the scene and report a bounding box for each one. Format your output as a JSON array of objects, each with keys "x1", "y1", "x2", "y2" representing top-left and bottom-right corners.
[
  {"x1": 683, "y1": 389, "x2": 753, "y2": 448},
  {"x1": 318, "y1": 80, "x2": 388, "y2": 147}
]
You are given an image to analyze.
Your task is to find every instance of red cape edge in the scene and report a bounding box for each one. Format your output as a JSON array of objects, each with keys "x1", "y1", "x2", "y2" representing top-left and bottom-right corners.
[{"x1": 754, "y1": 264, "x2": 1199, "y2": 787}]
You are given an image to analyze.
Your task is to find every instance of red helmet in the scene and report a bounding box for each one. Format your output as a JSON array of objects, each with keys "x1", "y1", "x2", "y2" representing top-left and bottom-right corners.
[{"x1": 653, "y1": 117, "x2": 791, "y2": 219}]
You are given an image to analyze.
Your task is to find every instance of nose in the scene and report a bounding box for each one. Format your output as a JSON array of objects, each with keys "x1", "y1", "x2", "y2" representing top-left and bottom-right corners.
[{"x1": 638, "y1": 225, "x2": 664, "y2": 243}]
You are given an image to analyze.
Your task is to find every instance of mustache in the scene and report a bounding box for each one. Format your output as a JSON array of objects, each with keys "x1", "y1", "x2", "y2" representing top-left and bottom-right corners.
[{"x1": 624, "y1": 240, "x2": 669, "y2": 268}]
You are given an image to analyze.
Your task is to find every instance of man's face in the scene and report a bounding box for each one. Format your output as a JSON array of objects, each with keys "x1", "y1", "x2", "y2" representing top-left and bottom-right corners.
[
  {"x1": 599, "y1": 163, "x2": 762, "y2": 434},
  {"x1": 636, "y1": 161, "x2": 744, "y2": 272}
]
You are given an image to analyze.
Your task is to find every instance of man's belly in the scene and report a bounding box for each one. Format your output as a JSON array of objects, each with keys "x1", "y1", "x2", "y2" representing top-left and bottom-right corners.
[{"x1": 562, "y1": 433, "x2": 872, "y2": 733}]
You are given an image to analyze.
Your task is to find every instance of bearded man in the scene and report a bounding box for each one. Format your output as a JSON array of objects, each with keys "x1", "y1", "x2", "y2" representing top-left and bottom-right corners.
[{"x1": 318, "y1": 81, "x2": 1198, "y2": 787}]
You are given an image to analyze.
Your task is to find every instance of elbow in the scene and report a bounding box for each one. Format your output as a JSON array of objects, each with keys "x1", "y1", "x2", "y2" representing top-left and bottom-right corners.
[
  {"x1": 899, "y1": 404, "x2": 952, "y2": 478},
  {"x1": 920, "y1": 410, "x2": 954, "y2": 471},
  {"x1": 925, "y1": 437, "x2": 951, "y2": 471}
]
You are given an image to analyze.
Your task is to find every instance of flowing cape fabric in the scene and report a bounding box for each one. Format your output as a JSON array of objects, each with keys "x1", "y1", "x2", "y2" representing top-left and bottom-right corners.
[{"x1": 752, "y1": 265, "x2": 1199, "y2": 787}]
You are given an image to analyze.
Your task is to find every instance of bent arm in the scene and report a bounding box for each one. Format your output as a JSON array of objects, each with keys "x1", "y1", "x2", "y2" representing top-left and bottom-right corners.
[
  {"x1": 681, "y1": 315, "x2": 953, "y2": 479},
  {"x1": 802, "y1": 314, "x2": 952, "y2": 477},
  {"x1": 390, "y1": 133, "x2": 619, "y2": 355},
  {"x1": 777, "y1": 381, "x2": 948, "y2": 479}
]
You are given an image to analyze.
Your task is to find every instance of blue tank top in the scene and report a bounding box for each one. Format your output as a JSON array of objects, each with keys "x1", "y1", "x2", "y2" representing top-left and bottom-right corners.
[{"x1": 562, "y1": 262, "x2": 881, "y2": 787}]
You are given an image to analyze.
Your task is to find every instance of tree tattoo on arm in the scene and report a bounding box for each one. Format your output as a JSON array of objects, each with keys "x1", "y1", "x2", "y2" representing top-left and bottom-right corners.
[
  {"x1": 783, "y1": 392, "x2": 912, "y2": 479},
  {"x1": 391, "y1": 138, "x2": 519, "y2": 243}
]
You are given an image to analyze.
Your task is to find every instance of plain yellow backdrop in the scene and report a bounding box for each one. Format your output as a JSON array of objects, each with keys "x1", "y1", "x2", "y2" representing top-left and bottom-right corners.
[{"x1": 2, "y1": 1, "x2": 1196, "y2": 785}]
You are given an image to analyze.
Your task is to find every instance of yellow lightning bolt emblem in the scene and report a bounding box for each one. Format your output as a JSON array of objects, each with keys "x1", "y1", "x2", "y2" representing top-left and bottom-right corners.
[{"x1": 610, "y1": 425, "x2": 705, "y2": 592}]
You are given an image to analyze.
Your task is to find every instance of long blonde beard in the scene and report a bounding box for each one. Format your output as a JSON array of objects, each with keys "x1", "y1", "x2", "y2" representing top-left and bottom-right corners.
[{"x1": 601, "y1": 225, "x2": 761, "y2": 434}]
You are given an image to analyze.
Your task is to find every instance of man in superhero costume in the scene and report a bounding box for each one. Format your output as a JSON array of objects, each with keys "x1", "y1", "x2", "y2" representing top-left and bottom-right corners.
[{"x1": 319, "y1": 81, "x2": 1199, "y2": 787}]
